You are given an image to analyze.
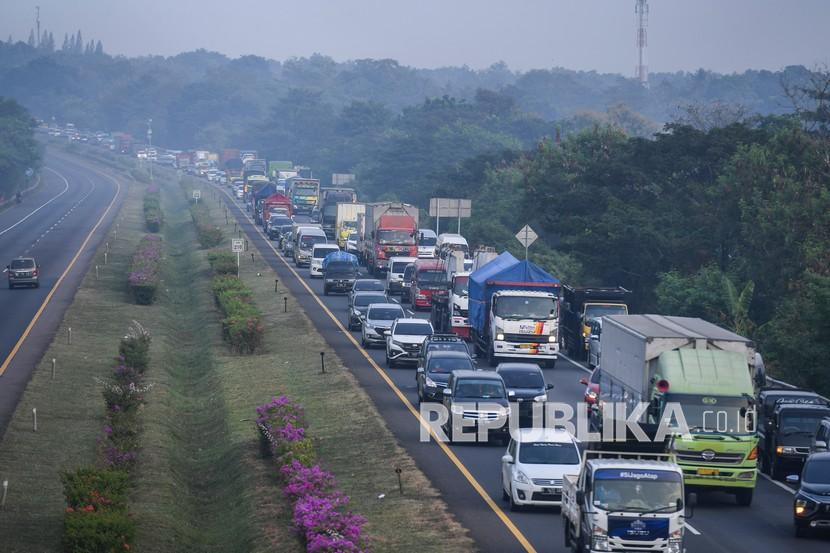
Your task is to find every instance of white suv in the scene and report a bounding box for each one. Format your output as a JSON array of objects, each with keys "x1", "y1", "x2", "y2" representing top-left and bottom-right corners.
[
  {"x1": 501, "y1": 428, "x2": 581, "y2": 511},
  {"x1": 386, "y1": 318, "x2": 433, "y2": 367},
  {"x1": 310, "y1": 244, "x2": 340, "y2": 278}
]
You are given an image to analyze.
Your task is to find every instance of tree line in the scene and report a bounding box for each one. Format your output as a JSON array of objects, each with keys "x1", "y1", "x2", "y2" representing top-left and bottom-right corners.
[{"x1": 0, "y1": 97, "x2": 41, "y2": 201}]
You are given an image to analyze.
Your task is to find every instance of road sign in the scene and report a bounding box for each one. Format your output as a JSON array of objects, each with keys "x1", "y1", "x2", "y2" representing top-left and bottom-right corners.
[
  {"x1": 231, "y1": 238, "x2": 244, "y2": 253},
  {"x1": 192, "y1": 190, "x2": 201, "y2": 200},
  {"x1": 516, "y1": 225, "x2": 538, "y2": 259},
  {"x1": 429, "y1": 198, "x2": 472, "y2": 233}
]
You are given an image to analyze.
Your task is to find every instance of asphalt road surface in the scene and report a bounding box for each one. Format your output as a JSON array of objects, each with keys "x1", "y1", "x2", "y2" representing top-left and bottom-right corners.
[
  {"x1": 211, "y1": 181, "x2": 829, "y2": 553},
  {"x1": 0, "y1": 150, "x2": 123, "y2": 438}
]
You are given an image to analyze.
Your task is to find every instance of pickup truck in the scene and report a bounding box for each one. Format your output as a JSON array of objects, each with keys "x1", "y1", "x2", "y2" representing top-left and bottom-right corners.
[{"x1": 562, "y1": 450, "x2": 694, "y2": 553}]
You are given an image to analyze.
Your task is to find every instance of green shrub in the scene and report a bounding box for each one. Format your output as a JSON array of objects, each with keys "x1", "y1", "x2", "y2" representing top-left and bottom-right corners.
[
  {"x1": 63, "y1": 509, "x2": 135, "y2": 553},
  {"x1": 207, "y1": 250, "x2": 237, "y2": 275},
  {"x1": 61, "y1": 468, "x2": 130, "y2": 510},
  {"x1": 210, "y1": 276, "x2": 263, "y2": 353},
  {"x1": 143, "y1": 190, "x2": 162, "y2": 233},
  {"x1": 190, "y1": 203, "x2": 223, "y2": 248},
  {"x1": 277, "y1": 438, "x2": 317, "y2": 469}
]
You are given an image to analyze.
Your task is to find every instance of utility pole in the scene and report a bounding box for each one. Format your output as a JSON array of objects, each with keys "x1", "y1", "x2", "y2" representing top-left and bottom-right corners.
[
  {"x1": 147, "y1": 118, "x2": 153, "y2": 182},
  {"x1": 635, "y1": 0, "x2": 649, "y2": 88},
  {"x1": 35, "y1": 6, "x2": 40, "y2": 48}
]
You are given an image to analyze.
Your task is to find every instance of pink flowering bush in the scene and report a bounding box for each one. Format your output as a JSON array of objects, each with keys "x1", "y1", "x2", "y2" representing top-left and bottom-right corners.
[
  {"x1": 144, "y1": 185, "x2": 162, "y2": 232},
  {"x1": 128, "y1": 235, "x2": 162, "y2": 305},
  {"x1": 256, "y1": 395, "x2": 369, "y2": 552}
]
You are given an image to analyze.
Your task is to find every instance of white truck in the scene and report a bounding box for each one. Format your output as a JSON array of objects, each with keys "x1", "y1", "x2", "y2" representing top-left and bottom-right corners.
[
  {"x1": 335, "y1": 202, "x2": 365, "y2": 249},
  {"x1": 562, "y1": 451, "x2": 694, "y2": 553},
  {"x1": 431, "y1": 252, "x2": 472, "y2": 339}
]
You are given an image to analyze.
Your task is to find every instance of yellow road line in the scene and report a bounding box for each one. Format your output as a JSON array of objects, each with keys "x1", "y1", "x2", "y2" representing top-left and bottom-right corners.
[
  {"x1": 0, "y1": 161, "x2": 122, "y2": 376},
  {"x1": 213, "y1": 184, "x2": 537, "y2": 553}
]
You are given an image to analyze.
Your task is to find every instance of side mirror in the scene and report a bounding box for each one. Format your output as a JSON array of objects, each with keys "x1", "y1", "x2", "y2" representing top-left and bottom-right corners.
[
  {"x1": 579, "y1": 377, "x2": 588, "y2": 386},
  {"x1": 589, "y1": 334, "x2": 599, "y2": 341},
  {"x1": 508, "y1": 390, "x2": 516, "y2": 398},
  {"x1": 786, "y1": 474, "x2": 800, "y2": 484},
  {"x1": 685, "y1": 492, "x2": 697, "y2": 519},
  {"x1": 442, "y1": 388, "x2": 452, "y2": 397},
  {"x1": 416, "y1": 367, "x2": 424, "y2": 374},
  {"x1": 814, "y1": 440, "x2": 828, "y2": 452},
  {"x1": 575, "y1": 490, "x2": 585, "y2": 505},
  {"x1": 546, "y1": 383, "x2": 555, "y2": 390},
  {"x1": 501, "y1": 454, "x2": 514, "y2": 464}
]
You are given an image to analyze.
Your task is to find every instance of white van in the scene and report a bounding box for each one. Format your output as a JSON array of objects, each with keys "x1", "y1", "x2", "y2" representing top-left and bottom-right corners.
[
  {"x1": 386, "y1": 256, "x2": 417, "y2": 296},
  {"x1": 417, "y1": 229, "x2": 438, "y2": 258},
  {"x1": 436, "y1": 233, "x2": 469, "y2": 259},
  {"x1": 294, "y1": 227, "x2": 327, "y2": 267},
  {"x1": 310, "y1": 244, "x2": 341, "y2": 278}
]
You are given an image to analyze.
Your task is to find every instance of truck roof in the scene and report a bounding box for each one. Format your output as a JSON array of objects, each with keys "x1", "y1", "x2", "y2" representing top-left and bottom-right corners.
[
  {"x1": 587, "y1": 458, "x2": 683, "y2": 474},
  {"x1": 414, "y1": 259, "x2": 444, "y2": 271},
  {"x1": 563, "y1": 285, "x2": 630, "y2": 306},
  {"x1": 658, "y1": 349, "x2": 753, "y2": 395},
  {"x1": 605, "y1": 314, "x2": 751, "y2": 344}
]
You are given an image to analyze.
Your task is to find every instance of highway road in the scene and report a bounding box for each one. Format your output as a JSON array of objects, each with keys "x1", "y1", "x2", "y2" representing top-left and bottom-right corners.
[
  {"x1": 0, "y1": 150, "x2": 123, "y2": 437},
  {"x1": 212, "y1": 182, "x2": 825, "y2": 552}
]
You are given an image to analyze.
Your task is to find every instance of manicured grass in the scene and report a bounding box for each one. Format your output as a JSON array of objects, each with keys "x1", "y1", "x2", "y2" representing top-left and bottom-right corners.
[
  {"x1": 190, "y1": 180, "x2": 474, "y2": 552},
  {"x1": 0, "y1": 160, "x2": 147, "y2": 553}
]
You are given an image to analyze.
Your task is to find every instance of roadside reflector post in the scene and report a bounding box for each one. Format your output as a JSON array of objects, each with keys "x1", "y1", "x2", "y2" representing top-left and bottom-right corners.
[
  {"x1": 106, "y1": 242, "x2": 109, "y2": 253},
  {"x1": 320, "y1": 351, "x2": 326, "y2": 374},
  {"x1": 67, "y1": 327, "x2": 72, "y2": 345},
  {"x1": 238, "y1": 229, "x2": 242, "y2": 239},
  {"x1": 234, "y1": 222, "x2": 237, "y2": 233},
  {"x1": 1, "y1": 480, "x2": 7, "y2": 509},
  {"x1": 51, "y1": 358, "x2": 56, "y2": 380},
  {"x1": 95, "y1": 265, "x2": 99, "y2": 280},
  {"x1": 395, "y1": 467, "x2": 403, "y2": 495},
  {"x1": 284, "y1": 297, "x2": 288, "y2": 313},
  {"x1": 250, "y1": 252, "x2": 254, "y2": 264},
  {"x1": 225, "y1": 213, "x2": 228, "y2": 225},
  {"x1": 245, "y1": 240, "x2": 249, "y2": 252},
  {"x1": 104, "y1": 252, "x2": 108, "y2": 265},
  {"x1": 32, "y1": 408, "x2": 37, "y2": 432},
  {"x1": 274, "y1": 279, "x2": 279, "y2": 294}
]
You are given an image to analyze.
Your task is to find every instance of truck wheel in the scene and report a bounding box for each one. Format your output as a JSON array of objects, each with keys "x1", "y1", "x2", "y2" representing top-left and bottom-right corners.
[{"x1": 735, "y1": 488, "x2": 753, "y2": 506}]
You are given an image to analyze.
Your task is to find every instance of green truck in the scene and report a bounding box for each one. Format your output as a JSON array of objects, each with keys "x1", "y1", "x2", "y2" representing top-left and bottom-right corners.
[{"x1": 596, "y1": 315, "x2": 764, "y2": 506}]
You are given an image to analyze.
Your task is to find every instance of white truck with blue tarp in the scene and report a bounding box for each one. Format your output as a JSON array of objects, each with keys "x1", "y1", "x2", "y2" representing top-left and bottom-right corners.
[{"x1": 468, "y1": 251, "x2": 561, "y2": 367}]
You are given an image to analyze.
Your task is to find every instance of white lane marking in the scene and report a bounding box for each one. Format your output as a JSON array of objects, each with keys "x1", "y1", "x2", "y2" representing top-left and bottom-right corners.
[
  {"x1": 0, "y1": 167, "x2": 70, "y2": 236},
  {"x1": 685, "y1": 522, "x2": 701, "y2": 535},
  {"x1": 559, "y1": 352, "x2": 593, "y2": 374},
  {"x1": 759, "y1": 472, "x2": 796, "y2": 495}
]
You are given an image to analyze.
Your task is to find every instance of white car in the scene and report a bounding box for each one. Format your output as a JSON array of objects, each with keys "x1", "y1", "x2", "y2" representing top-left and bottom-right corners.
[
  {"x1": 310, "y1": 244, "x2": 340, "y2": 278},
  {"x1": 501, "y1": 428, "x2": 581, "y2": 511},
  {"x1": 386, "y1": 318, "x2": 434, "y2": 367}
]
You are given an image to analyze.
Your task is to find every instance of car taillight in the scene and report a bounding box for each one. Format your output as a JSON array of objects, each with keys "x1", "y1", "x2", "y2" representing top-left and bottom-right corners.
[{"x1": 747, "y1": 446, "x2": 757, "y2": 461}]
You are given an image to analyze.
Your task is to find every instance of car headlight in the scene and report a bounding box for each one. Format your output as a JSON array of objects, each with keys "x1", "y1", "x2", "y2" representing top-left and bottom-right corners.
[
  {"x1": 591, "y1": 527, "x2": 610, "y2": 552},
  {"x1": 496, "y1": 333, "x2": 505, "y2": 341},
  {"x1": 548, "y1": 335, "x2": 556, "y2": 343},
  {"x1": 776, "y1": 446, "x2": 796, "y2": 455},
  {"x1": 514, "y1": 470, "x2": 530, "y2": 485},
  {"x1": 533, "y1": 394, "x2": 547, "y2": 403},
  {"x1": 450, "y1": 404, "x2": 465, "y2": 415},
  {"x1": 425, "y1": 376, "x2": 437, "y2": 388},
  {"x1": 795, "y1": 497, "x2": 816, "y2": 516},
  {"x1": 453, "y1": 303, "x2": 462, "y2": 311},
  {"x1": 391, "y1": 340, "x2": 405, "y2": 350}
]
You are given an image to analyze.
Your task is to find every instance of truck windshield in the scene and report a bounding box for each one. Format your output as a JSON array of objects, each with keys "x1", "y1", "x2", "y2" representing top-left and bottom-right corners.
[
  {"x1": 495, "y1": 296, "x2": 558, "y2": 320},
  {"x1": 584, "y1": 304, "x2": 627, "y2": 320},
  {"x1": 417, "y1": 270, "x2": 445, "y2": 285},
  {"x1": 779, "y1": 413, "x2": 827, "y2": 434},
  {"x1": 295, "y1": 186, "x2": 317, "y2": 196},
  {"x1": 378, "y1": 230, "x2": 415, "y2": 244},
  {"x1": 519, "y1": 442, "x2": 580, "y2": 465},
  {"x1": 664, "y1": 394, "x2": 754, "y2": 435},
  {"x1": 419, "y1": 236, "x2": 437, "y2": 247},
  {"x1": 453, "y1": 276, "x2": 469, "y2": 296},
  {"x1": 391, "y1": 261, "x2": 411, "y2": 273},
  {"x1": 592, "y1": 469, "x2": 682, "y2": 513}
]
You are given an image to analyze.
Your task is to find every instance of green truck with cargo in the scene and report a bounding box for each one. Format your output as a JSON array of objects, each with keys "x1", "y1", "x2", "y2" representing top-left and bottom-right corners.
[{"x1": 595, "y1": 314, "x2": 765, "y2": 506}]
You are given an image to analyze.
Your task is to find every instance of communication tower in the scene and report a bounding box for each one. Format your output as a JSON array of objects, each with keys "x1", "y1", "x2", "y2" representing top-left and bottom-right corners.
[{"x1": 635, "y1": 0, "x2": 649, "y2": 88}]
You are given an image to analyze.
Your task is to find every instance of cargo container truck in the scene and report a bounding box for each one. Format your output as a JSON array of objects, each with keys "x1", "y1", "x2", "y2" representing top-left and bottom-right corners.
[
  {"x1": 288, "y1": 177, "x2": 321, "y2": 215},
  {"x1": 319, "y1": 187, "x2": 358, "y2": 239},
  {"x1": 363, "y1": 202, "x2": 419, "y2": 275},
  {"x1": 468, "y1": 252, "x2": 561, "y2": 367},
  {"x1": 335, "y1": 203, "x2": 365, "y2": 249},
  {"x1": 596, "y1": 314, "x2": 764, "y2": 506},
  {"x1": 561, "y1": 286, "x2": 630, "y2": 360}
]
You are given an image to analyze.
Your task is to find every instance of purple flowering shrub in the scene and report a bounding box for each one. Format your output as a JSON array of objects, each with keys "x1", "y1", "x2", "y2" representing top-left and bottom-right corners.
[
  {"x1": 256, "y1": 396, "x2": 369, "y2": 552},
  {"x1": 128, "y1": 235, "x2": 162, "y2": 305},
  {"x1": 144, "y1": 185, "x2": 162, "y2": 232}
]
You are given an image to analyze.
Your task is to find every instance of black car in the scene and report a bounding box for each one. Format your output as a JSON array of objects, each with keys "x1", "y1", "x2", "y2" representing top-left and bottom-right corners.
[
  {"x1": 418, "y1": 333, "x2": 472, "y2": 365},
  {"x1": 789, "y1": 452, "x2": 830, "y2": 537},
  {"x1": 399, "y1": 264, "x2": 415, "y2": 304},
  {"x1": 496, "y1": 363, "x2": 554, "y2": 425},
  {"x1": 267, "y1": 216, "x2": 293, "y2": 240},
  {"x1": 416, "y1": 351, "x2": 475, "y2": 403},
  {"x1": 758, "y1": 388, "x2": 830, "y2": 479},
  {"x1": 323, "y1": 261, "x2": 358, "y2": 295},
  {"x1": 347, "y1": 291, "x2": 389, "y2": 330},
  {"x1": 442, "y1": 369, "x2": 513, "y2": 444}
]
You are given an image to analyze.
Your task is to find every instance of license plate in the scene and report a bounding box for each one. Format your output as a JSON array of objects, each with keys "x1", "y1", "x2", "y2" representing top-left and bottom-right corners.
[
  {"x1": 698, "y1": 468, "x2": 720, "y2": 476},
  {"x1": 518, "y1": 344, "x2": 537, "y2": 349}
]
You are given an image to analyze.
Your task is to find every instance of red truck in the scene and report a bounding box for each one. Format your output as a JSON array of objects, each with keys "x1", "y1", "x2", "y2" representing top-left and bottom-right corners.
[
  {"x1": 363, "y1": 202, "x2": 419, "y2": 276},
  {"x1": 409, "y1": 259, "x2": 448, "y2": 310},
  {"x1": 261, "y1": 193, "x2": 293, "y2": 227}
]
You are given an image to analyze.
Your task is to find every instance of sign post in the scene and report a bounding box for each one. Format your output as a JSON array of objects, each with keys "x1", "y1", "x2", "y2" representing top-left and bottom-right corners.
[
  {"x1": 429, "y1": 198, "x2": 472, "y2": 235},
  {"x1": 231, "y1": 238, "x2": 244, "y2": 276},
  {"x1": 515, "y1": 225, "x2": 538, "y2": 260},
  {"x1": 192, "y1": 189, "x2": 201, "y2": 205}
]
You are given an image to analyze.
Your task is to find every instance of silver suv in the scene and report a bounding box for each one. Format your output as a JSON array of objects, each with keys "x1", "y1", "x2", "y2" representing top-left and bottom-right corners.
[
  {"x1": 361, "y1": 303, "x2": 405, "y2": 348},
  {"x1": 6, "y1": 257, "x2": 39, "y2": 289}
]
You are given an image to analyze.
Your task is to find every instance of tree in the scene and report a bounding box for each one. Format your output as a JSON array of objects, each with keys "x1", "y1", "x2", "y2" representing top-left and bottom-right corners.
[
  {"x1": 74, "y1": 30, "x2": 83, "y2": 54},
  {"x1": 62, "y1": 33, "x2": 69, "y2": 51},
  {"x1": 46, "y1": 31, "x2": 55, "y2": 52},
  {"x1": 95, "y1": 40, "x2": 103, "y2": 56},
  {"x1": 0, "y1": 97, "x2": 42, "y2": 200}
]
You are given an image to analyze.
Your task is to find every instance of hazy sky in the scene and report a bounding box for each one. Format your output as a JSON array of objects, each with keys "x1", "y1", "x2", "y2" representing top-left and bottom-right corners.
[{"x1": 2, "y1": 0, "x2": 828, "y2": 74}]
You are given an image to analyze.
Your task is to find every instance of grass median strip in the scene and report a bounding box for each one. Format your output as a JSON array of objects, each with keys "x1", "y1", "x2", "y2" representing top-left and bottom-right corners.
[{"x1": 189, "y1": 179, "x2": 475, "y2": 552}]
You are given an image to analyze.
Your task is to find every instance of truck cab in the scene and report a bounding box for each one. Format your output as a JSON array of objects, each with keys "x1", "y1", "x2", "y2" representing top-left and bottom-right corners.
[
  {"x1": 562, "y1": 452, "x2": 691, "y2": 553},
  {"x1": 410, "y1": 259, "x2": 448, "y2": 310},
  {"x1": 757, "y1": 390, "x2": 830, "y2": 479},
  {"x1": 561, "y1": 286, "x2": 630, "y2": 360}
]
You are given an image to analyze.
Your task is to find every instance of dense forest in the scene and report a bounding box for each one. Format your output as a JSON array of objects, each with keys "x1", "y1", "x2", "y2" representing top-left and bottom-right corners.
[
  {"x1": 0, "y1": 97, "x2": 41, "y2": 201},
  {"x1": 0, "y1": 38, "x2": 827, "y2": 392}
]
